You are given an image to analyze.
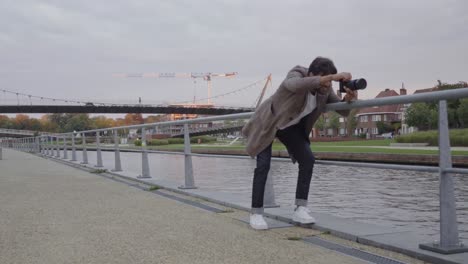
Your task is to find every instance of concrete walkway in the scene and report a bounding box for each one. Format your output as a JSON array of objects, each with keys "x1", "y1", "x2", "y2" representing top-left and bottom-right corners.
[{"x1": 0, "y1": 149, "x2": 367, "y2": 264}]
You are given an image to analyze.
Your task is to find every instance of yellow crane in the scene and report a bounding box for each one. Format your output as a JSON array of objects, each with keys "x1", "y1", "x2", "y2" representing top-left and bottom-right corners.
[{"x1": 113, "y1": 72, "x2": 238, "y2": 104}]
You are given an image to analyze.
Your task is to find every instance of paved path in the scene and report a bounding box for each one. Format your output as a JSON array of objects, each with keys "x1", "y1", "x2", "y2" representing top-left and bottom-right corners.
[{"x1": 0, "y1": 149, "x2": 366, "y2": 264}]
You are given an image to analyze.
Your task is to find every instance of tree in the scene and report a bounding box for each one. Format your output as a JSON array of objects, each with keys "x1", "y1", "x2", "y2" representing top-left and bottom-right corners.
[
  {"x1": 123, "y1": 114, "x2": 144, "y2": 125},
  {"x1": 458, "y1": 98, "x2": 468, "y2": 128},
  {"x1": 376, "y1": 121, "x2": 394, "y2": 134},
  {"x1": 345, "y1": 109, "x2": 358, "y2": 136},
  {"x1": 63, "y1": 114, "x2": 92, "y2": 132},
  {"x1": 14, "y1": 114, "x2": 31, "y2": 130},
  {"x1": 145, "y1": 115, "x2": 164, "y2": 124},
  {"x1": 405, "y1": 103, "x2": 438, "y2": 130},
  {"x1": 47, "y1": 114, "x2": 74, "y2": 132},
  {"x1": 314, "y1": 114, "x2": 325, "y2": 131},
  {"x1": 91, "y1": 116, "x2": 115, "y2": 129},
  {"x1": 327, "y1": 112, "x2": 340, "y2": 134},
  {"x1": 405, "y1": 81, "x2": 468, "y2": 130},
  {"x1": 0, "y1": 115, "x2": 13, "y2": 129},
  {"x1": 40, "y1": 115, "x2": 58, "y2": 132}
]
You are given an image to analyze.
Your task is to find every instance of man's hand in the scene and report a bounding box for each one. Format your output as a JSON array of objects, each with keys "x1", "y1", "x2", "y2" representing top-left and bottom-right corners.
[
  {"x1": 319, "y1": 72, "x2": 353, "y2": 94},
  {"x1": 343, "y1": 87, "x2": 358, "y2": 103},
  {"x1": 331, "y1": 72, "x2": 352, "y2": 82}
]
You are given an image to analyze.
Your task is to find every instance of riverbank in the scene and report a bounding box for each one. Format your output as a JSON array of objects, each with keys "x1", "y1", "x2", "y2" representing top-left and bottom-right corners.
[{"x1": 75, "y1": 144, "x2": 468, "y2": 168}]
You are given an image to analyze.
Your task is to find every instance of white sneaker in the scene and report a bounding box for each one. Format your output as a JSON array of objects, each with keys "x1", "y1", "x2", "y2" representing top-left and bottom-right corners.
[
  {"x1": 250, "y1": 214, "x2": 269, "y2": 230},
  {"x1": 292, "y1": 206, "x2": 316, "y2": 224}
]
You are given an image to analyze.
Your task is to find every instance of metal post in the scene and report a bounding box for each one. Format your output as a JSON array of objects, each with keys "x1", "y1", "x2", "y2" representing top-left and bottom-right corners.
[
  {"x1": 81, "y1": 133, "x2": 88, "y2": 164},
  {"x1": 0, "y1": 145, "x2": 2, "y2": 160},
  {"x1": 35, "y1": 137, "x2": 40, "y2": 154},
  {"x1": 264, "y1": 173, "x2": 279, "y2": 208},
  {"x1": 39, "y1": 137, "x2": 43, "y2": 154},
  {"x1": 71, "y1": 133, "x2": 77, "y2": 161},
  {"x1": 138, "y1": 127, "x2": 151, "y2": 178},
  {"x1": 55, "y1": 137, "x2": 60, "y2": 158},
  {"x1": 420, "y1": 100, "x2": 468, "y2": 254},
  {"x1": 47, "y1": 137, "x2": 51, "y2": 156},
  {"x1": 44, "y1": 137, "x2": 49, "y2": 155},
  {"x1": 112, "y1": 130, "x2": 122, "y2": 172},
  {"x1": 63, "y1": 135, "x2": 68, "y2": 159},
  {"x1": 179, "y1": 124, "x2": 196, "y2": 189},
  {"x1": 95, "y1": 132, "x2": 103, "y2": 167}
]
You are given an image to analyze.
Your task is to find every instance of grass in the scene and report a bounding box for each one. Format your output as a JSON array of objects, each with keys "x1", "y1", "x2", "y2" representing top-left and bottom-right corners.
[
  {"x1": 90, "y1": 169, "x2": 107, "y2": 174},
  {"x1": 148, "y1": 186, "x2": 160, "y2": 191},
  {"x1": 144, "y1": 142, "x2": 468, "y2": 156},
  {"x1": 80, "y1": 138, "x2": 468, "y2": 156},
  {"x1": 217, "y1": 209, "x2": 235, "y2": 214},
  {"x1": 286, "y1": 236, "x2": 302, "y2": 241},
  {"x1": 310, "y1": 139, "x2": 393, "y2": 146}
]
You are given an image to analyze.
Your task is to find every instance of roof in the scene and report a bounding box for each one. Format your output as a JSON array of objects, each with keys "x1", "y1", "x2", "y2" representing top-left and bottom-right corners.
[
  {"x1": 413, "y1": 87, "x2": 438, "y2": 94},
  {"x1": 357, "y1": 89, "x2": 404, "y2": 115}
]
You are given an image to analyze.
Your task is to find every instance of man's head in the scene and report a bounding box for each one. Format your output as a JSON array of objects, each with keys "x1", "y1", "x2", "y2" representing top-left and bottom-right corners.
[{"x1": 308, "y1": 57, "x2": 337, "y2": 76}]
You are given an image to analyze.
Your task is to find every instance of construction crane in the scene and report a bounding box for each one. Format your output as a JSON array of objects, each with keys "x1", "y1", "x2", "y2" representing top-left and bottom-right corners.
[
  {"x1": 113, "y1": 72, "x2": 238, "y2": 104},
  {"x1": 255, "y1": 74, "x2": 272, "y2": 109}
]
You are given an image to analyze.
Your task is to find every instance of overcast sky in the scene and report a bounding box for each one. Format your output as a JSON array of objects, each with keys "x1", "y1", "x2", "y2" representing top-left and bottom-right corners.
[{"x1": 0, "y1": 0, "x2": 467, "y2": 108}]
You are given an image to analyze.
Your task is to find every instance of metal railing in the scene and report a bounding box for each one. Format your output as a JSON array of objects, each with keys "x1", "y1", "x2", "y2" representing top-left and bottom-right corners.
[
  {"x1": 2, "y1": 87, "x2": 468, "y2": 254},
  {"x1": 0, "y1": 128, "x2": 58, "y2": 137}
]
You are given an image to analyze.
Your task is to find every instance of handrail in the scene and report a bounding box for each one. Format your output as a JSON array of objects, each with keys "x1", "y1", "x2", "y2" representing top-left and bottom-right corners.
[{"x1": 3, "y1": 86, "x2": 468, "y2": 255}]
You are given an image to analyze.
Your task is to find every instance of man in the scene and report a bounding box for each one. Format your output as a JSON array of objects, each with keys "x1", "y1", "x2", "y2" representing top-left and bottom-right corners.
[{"x1": 242, "y1": 57, "x2": 357, "y2": 230}]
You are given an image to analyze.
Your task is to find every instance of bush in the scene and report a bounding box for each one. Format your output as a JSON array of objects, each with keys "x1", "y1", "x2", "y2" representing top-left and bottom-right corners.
[
  {"x1": 190, "y1": 136, "x2": 217, "y2": 144},
  {"x1": 395, "y1": 129, "x2": 468, "y2": 146},
  {"x1": 168, "y1": 138, "x2": 185, "y2": 144},
  {"x1": 147, "y1": 139, "x2": 169, "y2": 146},
  {"x1": 134, "y1": 139, "x2": 142, "y2": 147}
]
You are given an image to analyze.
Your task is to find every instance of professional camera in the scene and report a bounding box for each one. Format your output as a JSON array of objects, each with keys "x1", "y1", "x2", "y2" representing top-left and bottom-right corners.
[{"x1": 339, "y1": 78, "x2": 367, "y2": 93}]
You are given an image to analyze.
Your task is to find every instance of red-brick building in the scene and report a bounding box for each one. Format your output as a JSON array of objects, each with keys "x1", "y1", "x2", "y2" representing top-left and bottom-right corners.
[{"x1": 352, "y1": 88, "x2": 407, "y2": 137}]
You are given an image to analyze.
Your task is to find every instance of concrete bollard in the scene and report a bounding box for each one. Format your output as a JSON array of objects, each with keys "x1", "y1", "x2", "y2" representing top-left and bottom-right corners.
[
  {"x1": 63, "y1": 135, "x2": 68, "y2": 159},
  {"x1": 138, "y1": 127, "x2": 151, "y2": 178},
  {"x1": 71, "y1": 133, "x2": 77, "y2": 161},
  {"x1": 55, "y1": 137, "x2": 61, "y2": 158},
  {"x1": 95, "y1": 132, "x2": 103, "y2": 168},
  {"x1": 112, "y1": 130, "x2": 122, "y2": 172},
  {"x1": 179, "y1": 124, "x2": 196, "y2": 189},
  {"x1": 81, "y1": 133, "x2": 88, "y2": 164}
]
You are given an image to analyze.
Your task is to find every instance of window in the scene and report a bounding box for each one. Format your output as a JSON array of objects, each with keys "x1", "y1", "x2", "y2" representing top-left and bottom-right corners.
[
  {"x1": 372, "y1": 127, "x2": 379, "y2": 134},
  {"x1": 383, "y1": 115, "x2": 387, "y2": 121},
  {"x1": 339, "y1": 117, "x2": 345, "y2": 123},
  {"x1": 398, "y1": 114, "x2": 402, "y2": 120},
  {"x1": 327, "y1": 128, "x2": 334, "y2": 136},
  {"x1": 360, "y1": 116, "x2": 368, "y2": 122},
  {"x1": 339, "y1": 128, "x2": 346, "y2": 135},
  {"x1": 372, "y1": 115, "x2": 381, "y2": 122}
]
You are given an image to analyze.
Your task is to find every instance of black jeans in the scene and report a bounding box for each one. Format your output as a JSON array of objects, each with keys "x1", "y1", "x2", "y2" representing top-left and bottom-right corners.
[{"x1": 251, "y1": 123, "x2": 315, "y2": 212}]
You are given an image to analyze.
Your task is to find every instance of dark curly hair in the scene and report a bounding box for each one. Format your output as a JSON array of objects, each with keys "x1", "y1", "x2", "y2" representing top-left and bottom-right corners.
[{"x1": 308, "y1": 57, "x2": 337, "y2": 76}]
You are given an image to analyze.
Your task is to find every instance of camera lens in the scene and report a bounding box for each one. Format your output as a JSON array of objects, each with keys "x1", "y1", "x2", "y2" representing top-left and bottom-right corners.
[
  {"x1": 339, "y1": 78, "x2": 367, "y2": 93},
  {"x1": 353, "y1": 78, "x2": 367, "y2": 90}
]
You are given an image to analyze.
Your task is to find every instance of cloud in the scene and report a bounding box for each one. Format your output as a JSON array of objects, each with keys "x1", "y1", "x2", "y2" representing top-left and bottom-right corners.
[{"x1": 0, "y1": 0, "x2": 467, "y2": 105}]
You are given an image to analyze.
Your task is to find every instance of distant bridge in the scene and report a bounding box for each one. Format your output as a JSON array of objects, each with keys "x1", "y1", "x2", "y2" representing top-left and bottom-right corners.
[
  {"x1": 0, "y1": 128, "x2": 57, "y2": 138},
  {"x1": 0, "y1": 105, "x2": 253, "y2": 115}
]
